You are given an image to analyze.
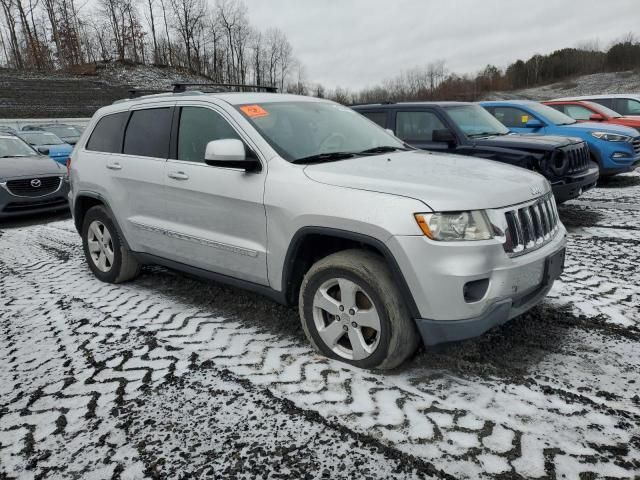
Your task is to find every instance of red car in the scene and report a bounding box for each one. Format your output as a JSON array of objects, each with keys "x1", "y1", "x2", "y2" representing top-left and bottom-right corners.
[{"x1": 543, "y1": 100, "x2": 640, "y2": 133}]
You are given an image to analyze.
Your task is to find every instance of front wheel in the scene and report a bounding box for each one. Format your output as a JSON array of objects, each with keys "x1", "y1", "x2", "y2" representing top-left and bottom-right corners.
[{"x1": 299, "y1": 249, "x2": 418, "y2": 370}]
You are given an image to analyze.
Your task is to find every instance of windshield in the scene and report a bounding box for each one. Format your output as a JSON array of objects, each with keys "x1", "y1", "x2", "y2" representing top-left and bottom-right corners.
[
  {"x1": 47, "y1": 126, "x2": 80, "y2": 137},
  {"x1": 236, "y1": 101, "x2": 405, "y2": 162},
  {"x1": 20, "y1": 132, "x2": 64, "y2": 145},
  {"x1": 445, "y1": 104, "x2": 510, "y2": 137},
  {"x1": 526, "y1": 103, "x2": 576, "y2": 126},
  {"x1": 584, "y1": 101, "x2": 622, "y2": 118},
  {"x1": 0, "y1": 136, "x2": 37, "y2": 157}
]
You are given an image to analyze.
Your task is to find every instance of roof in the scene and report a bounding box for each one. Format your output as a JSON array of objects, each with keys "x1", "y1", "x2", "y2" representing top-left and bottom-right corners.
[
  {"x1": 479, "y1": 100, "x2": 537, "y2": 106},
  {"x1": 551, "y1": 94, "x2": 640, "y2": 101},
  {"x1": 114, "y1": 91, "x2": 324, "y2": 107},
  {"x1": 352, "y1": 101, "x2": 473, "y2": 108}
]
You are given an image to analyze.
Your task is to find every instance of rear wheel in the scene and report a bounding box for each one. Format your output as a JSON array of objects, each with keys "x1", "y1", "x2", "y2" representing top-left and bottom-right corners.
[
  {"x1": 299, "y1": 249, "x2": 418, "y2": 370},
  {"x1": 82, "y1": 205, "x2": 140, "y2": 283}
]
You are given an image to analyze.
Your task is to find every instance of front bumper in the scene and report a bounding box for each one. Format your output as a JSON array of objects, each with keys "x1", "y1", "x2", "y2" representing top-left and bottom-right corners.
[
  {"x1": 388, "y1": 223, "x2": 567, "y2": 346},
  {"x1": 0, "y1": 178, "x2": 70, "y2": 218},
  {"x1": 551, "y1": 162, "x2": 599, "y2": 203}
]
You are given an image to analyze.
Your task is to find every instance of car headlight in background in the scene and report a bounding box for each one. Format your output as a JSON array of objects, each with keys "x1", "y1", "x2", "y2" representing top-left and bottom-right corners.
[
  {"x1": 414, "y1": 211, "x2": 494, "y2": 241},
  {"x1": 590, "y1": 131, "x2": 633, "y2": 142}
]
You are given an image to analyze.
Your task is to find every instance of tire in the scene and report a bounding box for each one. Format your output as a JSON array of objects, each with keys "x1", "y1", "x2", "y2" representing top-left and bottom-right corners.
[
  {"x1": 299, "y1": 249, "x2": 418, "y2": 370},
  {"x1": 81, "y1": 205, "x2": 140, "y2": 283}
]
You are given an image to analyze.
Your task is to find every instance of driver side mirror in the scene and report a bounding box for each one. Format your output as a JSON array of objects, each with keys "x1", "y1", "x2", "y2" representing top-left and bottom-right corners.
[
  {"x1": 204, "y1": 139, "x2": 261, "y2": 172},
  {"x1": 37, "y1": 146, "x2": 49, "y2": 155},
  {"x1": 525, "y1": 118, "x2": 544, "y2": 129},
  {"x1": 589, "y1": 113, "x2": 604, "y2": 122},
  {"x1": 432, "y1": 129, "x2": 456, "y2": 145}
]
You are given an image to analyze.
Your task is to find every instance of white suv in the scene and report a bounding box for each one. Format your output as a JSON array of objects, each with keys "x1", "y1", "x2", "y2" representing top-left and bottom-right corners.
[{"x1": 69, "y1": 88, "x2": 567, "y2": 369}]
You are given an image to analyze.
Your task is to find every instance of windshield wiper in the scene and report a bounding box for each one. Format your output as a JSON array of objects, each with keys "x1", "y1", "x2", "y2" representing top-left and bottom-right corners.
[
  {"x1": 357, "y1": 145, "x2": 409, "y2": 154},
  {"x1": 468, "y1": 132, "x2": 505, "y2": 138},
  {"x1": 292, "y1": 152, "x2": 359, "y2": 164}
]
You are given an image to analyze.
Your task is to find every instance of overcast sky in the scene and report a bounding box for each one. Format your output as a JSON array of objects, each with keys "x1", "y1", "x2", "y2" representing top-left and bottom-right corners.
[{"x1": 243, "y1": 0, "x2": 639, "y2": 91}]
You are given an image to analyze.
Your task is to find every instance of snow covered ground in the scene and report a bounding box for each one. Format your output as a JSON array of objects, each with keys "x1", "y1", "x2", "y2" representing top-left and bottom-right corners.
[{"x1": 1, "y1": 173, "x2": 639, "y2": 479}]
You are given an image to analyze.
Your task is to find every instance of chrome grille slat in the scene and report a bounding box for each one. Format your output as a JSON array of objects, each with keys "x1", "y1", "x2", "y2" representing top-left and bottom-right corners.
[
  {"x1": 633, "y1": 137, "x2": 640, "y2": 155},
  {"x1": 503, "y1": 193, "x2": 559, "y2": 257}
]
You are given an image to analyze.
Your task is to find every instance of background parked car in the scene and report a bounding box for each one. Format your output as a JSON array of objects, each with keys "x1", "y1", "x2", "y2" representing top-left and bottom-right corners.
[
  {"x1": 353, "y1": 102, "x2": 598, "y2": 203},
  {"x1": 16, "y1": 131, "x2": 73, "y2": 165},
  {"x1": 0, "y1": 135, "x2": 69, "y2": 218},
  {"x1": 552, "y1": 94, "x2": 640, "y2": 116},
  {"x1": 543, "y1": 100, "x2": 640, "y2": 133},
  {"x1": 21, "y1": 124, "x2": 82, "y2": 145},
  {"x1": 0, "y1": 126, "x2": 17, "y2": 135},
  {"x1": 481, "y1": 100, "x2": 640, "y2": 176}
]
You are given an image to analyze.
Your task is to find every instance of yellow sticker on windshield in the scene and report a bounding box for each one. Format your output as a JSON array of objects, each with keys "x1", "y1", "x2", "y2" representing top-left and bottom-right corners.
[
  {"x1": 241, "y1": 105, "x2": 269, "y2": 118},
  {"x1": 521, "y1": 115, "x2": 529, "y2": 124}
]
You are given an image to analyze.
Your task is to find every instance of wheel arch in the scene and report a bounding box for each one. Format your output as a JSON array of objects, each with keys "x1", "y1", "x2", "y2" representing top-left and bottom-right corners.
[
  {"x1": 281, "y1": 227, "x2": 420, "y2": 319},
  {"x1": 73, "y1": 192, "x2": 131, "y2": 250}
]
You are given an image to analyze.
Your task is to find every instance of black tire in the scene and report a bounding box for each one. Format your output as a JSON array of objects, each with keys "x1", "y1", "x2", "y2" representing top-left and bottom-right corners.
[
  {"x1": 299, "y1": 249, "x2": 418, "y2": 370},
  {"x1": 81, "y1": 205, "x2": 140, "y2": 283}
]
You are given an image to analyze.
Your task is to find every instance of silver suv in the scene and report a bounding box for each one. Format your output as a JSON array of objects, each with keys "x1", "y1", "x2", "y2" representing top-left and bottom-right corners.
[{"x1": 69, "y1": 90, "x2": 567, "y2": 369}]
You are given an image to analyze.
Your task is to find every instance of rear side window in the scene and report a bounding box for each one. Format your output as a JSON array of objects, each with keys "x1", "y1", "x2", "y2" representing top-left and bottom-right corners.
[
  {"x1": 86, "y1": 112, "x2": 128, "y2": 153},
  {"x1": 123, "y1": 108, "x2": 172, "y2": 158},
  {"x1": 396, "y1": 111, "x2": 446, "y2": 142},
  {"x1": 614, "y1": 98, "x2": 640, "y2": 116},
  {"x1": 361, "y1": 112, "x2": 387, "y2": 128},
  {"x1": 177, "y1": 107, "x2": 240, "y2": 163}
]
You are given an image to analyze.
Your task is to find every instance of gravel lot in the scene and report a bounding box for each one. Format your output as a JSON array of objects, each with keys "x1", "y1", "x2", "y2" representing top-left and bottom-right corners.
[{"x1": 1, "y1": 172, "x2": 639, "y2": 479}]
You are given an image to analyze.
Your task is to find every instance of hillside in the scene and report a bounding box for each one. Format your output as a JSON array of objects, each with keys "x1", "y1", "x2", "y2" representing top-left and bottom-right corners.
[
  {"x1": 0, "y1": 63, "x2": 209, "y2": 118},
  {"x1": 483, "y1": 70, "x2": 640, "y2": 101}
]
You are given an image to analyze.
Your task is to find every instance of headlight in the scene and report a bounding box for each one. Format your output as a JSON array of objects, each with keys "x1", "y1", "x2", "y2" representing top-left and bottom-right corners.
[
  {"x1": 414, "y1": 211, "x2": 493, "y2": 241},
  {"x1": 590, "y1": 131, "x2": 632, "y2": 142}
]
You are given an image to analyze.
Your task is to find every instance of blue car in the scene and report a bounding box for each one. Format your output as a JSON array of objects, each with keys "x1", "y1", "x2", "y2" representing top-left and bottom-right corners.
[
  {"x1": 481, "y1": 100, "x2": 640, "y2": 176},
  {"x1": 17, "y1": 131, "x2": 73, "y2": 165}
]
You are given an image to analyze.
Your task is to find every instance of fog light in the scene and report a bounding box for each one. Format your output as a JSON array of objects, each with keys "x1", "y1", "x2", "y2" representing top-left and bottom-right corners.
[{"x1": 463, "y1": 279, "x2": 489, "y2": 303}]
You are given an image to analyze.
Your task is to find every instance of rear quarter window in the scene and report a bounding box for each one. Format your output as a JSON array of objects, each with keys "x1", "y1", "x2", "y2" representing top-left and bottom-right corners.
[{"x1": 86, "y1": 112, "x2": 128, "y2": 153}]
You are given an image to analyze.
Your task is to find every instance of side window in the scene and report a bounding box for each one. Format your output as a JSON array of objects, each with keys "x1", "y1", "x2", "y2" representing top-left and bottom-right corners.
[
  {"x1": 123, "y1": 108, "x2": 172, "y2": 158},
  {"x1": 177, "y1": 107, "x2": 241, "y2": 163},
  {"x1": 361, "y1": 112, "x2": 387, "y2": 128},
  {"x1": 546, "y1": 104, "x2": 566, "y2": 114},
  {"x1": 564, "y1": 105, "x2": 593, "y2": 121},
  {"x1": 396, "y1": 111, "x2": 446, "y2": 142},
  {"x1": 86, "y1": 112, "x2": 128, "y2": 153},
  {"x1": 489, "y1": 107, "x2": 532, "y2": 128},
  {"x1": 615, "y1": 99, "x2": 640, "y2": 116},
  {"x1": 590, "y1": 98, "x2": 614, "y2": 110}
]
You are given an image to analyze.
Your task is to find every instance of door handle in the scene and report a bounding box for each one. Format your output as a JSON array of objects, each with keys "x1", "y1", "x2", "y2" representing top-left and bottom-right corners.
[
  {"x1": 168, "y1": 171, "x2": 189, "y2": 180},
  {"x1": 106, "y1": 162, "x2": 122, "y2": 170}
]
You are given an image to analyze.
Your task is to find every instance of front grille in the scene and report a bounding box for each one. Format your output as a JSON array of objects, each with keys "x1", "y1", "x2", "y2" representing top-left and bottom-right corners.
[
  {"x1": 633, "y1": 137, "x2": 640, "y2": 155},
  {"x1": 562, "y1": 143, "x2": 591, "y2": 174},
  {"x1": 5, "y1": 176, "x2": 61, "y2": 197},
  {"x1": 503, "y1": 194, "x2": 560, "y2": 256},
  {"x1": 3, "y1": 197, "x2": 68, "y2": 213}
]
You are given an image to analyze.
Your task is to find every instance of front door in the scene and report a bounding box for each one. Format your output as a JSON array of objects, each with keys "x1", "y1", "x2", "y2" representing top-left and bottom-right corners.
[{"x1": 162, "y1": 104, "x2": 268, "y2": 285}]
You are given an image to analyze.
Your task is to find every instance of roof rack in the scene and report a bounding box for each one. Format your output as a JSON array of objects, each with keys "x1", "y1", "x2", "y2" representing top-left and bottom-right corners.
[
  {"x1": 128, "y1": 88, "x2": 170, "y2": 99},
  {"x1": 172, "y1": 82, "x2": 277, "y2": 93}
]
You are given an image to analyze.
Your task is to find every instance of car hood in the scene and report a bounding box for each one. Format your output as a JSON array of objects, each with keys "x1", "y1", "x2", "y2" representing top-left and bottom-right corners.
[
  {"x1": 303, "y1": 150, "x2": 549, "y2": 211},
  {"x1": 0, "y1": 155, "x2": 65, "y2": 180},
  {"x1": 558, "y1": 122, "x2": 639, "y2": 136},
  {"x1": 476, "y1": 133, "x2": 582, "y2": 150}
]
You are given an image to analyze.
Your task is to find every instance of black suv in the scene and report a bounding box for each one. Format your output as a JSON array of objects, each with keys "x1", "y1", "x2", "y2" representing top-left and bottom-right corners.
[{"x1": 352, "y1": 102, "x2": 599, "y2": 203}]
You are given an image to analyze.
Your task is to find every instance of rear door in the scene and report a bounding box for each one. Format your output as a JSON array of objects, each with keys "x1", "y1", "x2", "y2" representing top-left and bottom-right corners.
[
  {"x1": 162, "y1": 102, "x2": 268, "y2": 285},
  {"x1": 105, "y1": 104, "x2": 174, "y2": 255}
]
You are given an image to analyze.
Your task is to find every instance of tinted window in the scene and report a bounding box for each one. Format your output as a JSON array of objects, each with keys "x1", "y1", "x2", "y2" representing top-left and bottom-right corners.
[
  {"x1": 177, "y1": 107, "x2": 240, "y2": 163},
  {"x1": 123, "y1": 108, "x2": 171, "y2": 158},
  {"x1": 590, "y1": 98, "x2": 614, "y2": 109},
  {"x1": 361, "y1": 112, "x2": 387, "y2": 128},
  {"x1": 615, "y1": 98, "x2": 640, "y2": 116},
  {"x1": 396, "y1": 111, "x2": 446, "y2": 141},
  {"x1": 488, "y1": 107, "x2": 534, "y2": 128},
  {"x1": 86, "y1": 112, "x2": 128, "y2": 153},
  {"x1": 564, "y1": 105, "x2": 594, "y2": 121}
]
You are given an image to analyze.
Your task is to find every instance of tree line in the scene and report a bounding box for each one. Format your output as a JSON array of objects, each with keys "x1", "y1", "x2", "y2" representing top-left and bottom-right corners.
[
  {"x1": 328, "y1": 34, "x2": 640, "y2": 104},
  {"x1": 0, "y1": 0, "x2": 298, "y2": 91},
  {"x1": 0, "y1": 0, "x2": 638, "y2": 103}
]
